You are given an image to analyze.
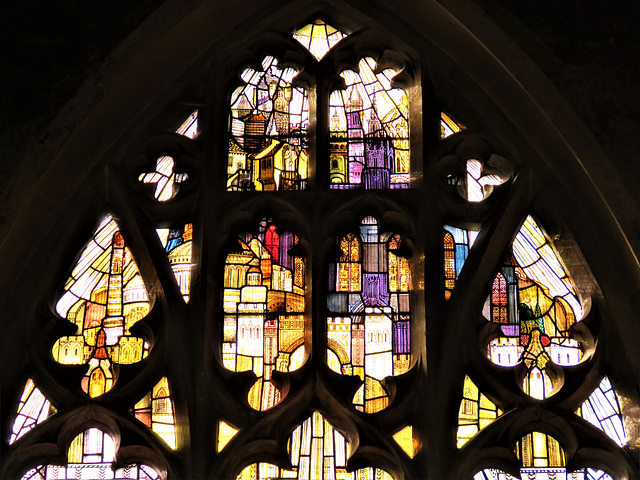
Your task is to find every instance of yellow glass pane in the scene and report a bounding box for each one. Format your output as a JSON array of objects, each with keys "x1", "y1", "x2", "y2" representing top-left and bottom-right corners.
[
  {"x1": 218, "y1": 421, "x2": 239, "y2": 452},
  {"x1": 393, "y1": 425, "x2": 418, "y2": 458}
]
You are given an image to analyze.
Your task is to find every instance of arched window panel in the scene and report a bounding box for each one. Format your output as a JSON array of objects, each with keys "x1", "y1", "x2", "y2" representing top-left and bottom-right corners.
[
  {"x1": 222, "y1": 218, "x2": 306, "y2": 410},
  {"x1": 131, "y1": 377, "x2": 177, "y2": 450},
  {"x1": 327, "y1": 216, "x2": 411, "y2": 413},
  {"x1": 237, "y1": 412, "x2": 393, "y2": 480},
  {"x1": 443, "y1": 225, "x2": 479, "y2": 299},
  {"x1": 51, "y1": 215, "x2": 151, "y2": 398},
  {"x1": 474, "y1": 432, "x2": 614, "y2": 480},
  {"x1": 456, "y1": 376, "x2": 502, "y2": 448},
  {"x1": 21, "y1": 428, "x2": 162, "y2": 480},
  {"x1": 481, "y1": 216, "x2": 587, "y2": 400},
  {"x1": 292, "y1": 19, "x2": 348, "y2": 61},
  {"x1": 9, "y1": 380, "x2": 56, "y2": 444},
  {"x1": 228, "y1": 56, "x2": 309, "y2": 192},
  {"x1": 329, "y1": 58, "x2": 409, "y2": 190},
  {"x1": 156, "y1": 224, "x2": 193, "y2": 302},
  {"x1": 138, "y1": 111, "x2": 197, "y2": 201},
  {"x1": 440, "y1": 112, "x2": 465, "y2": 139},
  {"x1": 577, "y1": 377, "x2": 627, "y2": 448}
]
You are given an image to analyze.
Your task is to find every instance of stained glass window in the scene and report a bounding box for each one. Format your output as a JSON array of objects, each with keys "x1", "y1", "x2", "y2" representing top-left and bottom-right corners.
[
  {"x1": 474, "y1": 432, "x2": 615, "y2": 480},
  {"x1": 456, "y1": 376, "x2": 501, "y2": 448},
  {"x1": 9, "y1": 380, "x2": 55, "y2": 444},
  {"x1": 578, "y1": 377, "x2": 627, "y2": 447},
  {"x1": 51, "y1": 216, "x2": 150, "y2": 397},
  {"x1": 132, "y1": 377, "x2": 177, "y2": 449},
  {"x1": 237, "y1": 412, "x2": 392, "y2": 480},
  {"x1": 443, "y1": 225, "x2": 478, "y2": 299},
  {"x1": 480, "y1": 216, "x2": 584, "y2": 399},
  {"x1": 157, "y1": 223, "x2": 193, "y2": 302},
  {"x1": 292, "y1": 20, "x2": 347, "y2": 61},
  {"x1": 329, "y1": 58, "x2": 409, "y2": 189},
  {"x1": 21, "y1": 428, "x2": 161, "y2": 480},
  {"x1": 228, "y1": 57, "x2": 309, "y2": 191},
  {"x1": 327, "y1": 216, "x2": 411, "y2": 413},
  {"x1": 217, "y1": 420, "x2": 239, "y2": 452},
  {"x1": 222, "y1": 218, "x2": 306, "y2": 410},
  {"x1": 440, "y1": 112, "x2": 465, "y2": 139},
  {"x1": 176, "y1": 109, "x2": 198, "y2": 139}
]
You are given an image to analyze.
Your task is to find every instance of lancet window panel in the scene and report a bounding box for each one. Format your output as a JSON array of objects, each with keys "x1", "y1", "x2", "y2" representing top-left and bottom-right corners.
[
  {"x1": 222, "y1": 217, "x2": 306, "y2": 411},
  {"x1": 329, "y1": 58, "x2": 410, "y2": 190},
  {"x1": 227, "y1": 56, "x2": 309, "y2": 192},
  {"x1": 327, "y1": 216, "x2": 411, "y2": 413}
]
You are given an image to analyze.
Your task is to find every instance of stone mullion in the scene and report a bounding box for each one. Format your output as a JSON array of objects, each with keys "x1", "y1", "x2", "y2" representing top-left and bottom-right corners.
[
  {"x1": 430, "y1": 168, "x2": 534, "y2": 479},
  {"x1": 193, "y1": 59, "x2": 234, "y2": 480}
]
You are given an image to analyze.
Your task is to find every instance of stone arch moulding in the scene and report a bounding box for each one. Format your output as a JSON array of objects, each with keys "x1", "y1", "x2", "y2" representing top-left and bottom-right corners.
[{"x1": 1, "y1": 0, "x2": 639, "y2": 479}]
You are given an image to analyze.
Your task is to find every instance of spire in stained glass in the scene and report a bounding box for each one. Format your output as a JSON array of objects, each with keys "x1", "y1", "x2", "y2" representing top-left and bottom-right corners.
[
  {"x1": 237, "y1": 411, "x2": 392, "y2": 480},
  {"x1": 222, "y1": 218, "x2": 306, "y2": 410},
  {"x1": 327, "y1": 216, "x2": 411, "y2": 413},
  {"x1": 292, "y1": 19, "x2": 347, "y2": 61},
  {"x1": 330, "y1": 58, "x2": 410, "y2": 189},
  {"x1": 52, "y1": 215, "x2": 150, "y2": 398}
]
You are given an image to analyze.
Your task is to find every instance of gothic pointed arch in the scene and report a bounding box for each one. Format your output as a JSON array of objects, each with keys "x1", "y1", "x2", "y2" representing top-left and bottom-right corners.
[{"x1": 1, "y1": 1, "x2": 639, "y2": 479}]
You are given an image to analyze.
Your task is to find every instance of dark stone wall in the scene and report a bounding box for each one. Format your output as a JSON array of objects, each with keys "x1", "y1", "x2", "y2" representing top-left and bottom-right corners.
[{"x1": 2, "y1": 1, "x2": 638, "y2": 196}]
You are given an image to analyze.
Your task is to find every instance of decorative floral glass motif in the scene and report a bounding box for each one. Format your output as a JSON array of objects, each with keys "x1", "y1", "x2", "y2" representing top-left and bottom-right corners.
[
  {"x1": 237, "y1": 411, "x2": 392, "y2": 480},
  {"x1": 21, "y1": 428, "x2": 160, "y2": 480},
  {"x1": 228, "y1": 57, "x2": 309, "y2": 191},
  {"x1": 292, "y1": 19, "x2": 347, "y2": 61},
  {"x1": 51, "y1": 216, "x2": 150, "y2": 398},
  {"x1": 222, "y1": 218, "x2": 306, "y2": 410},
  {"x1": 329, "y1": 58, "x2": 409, "y2": 189},
  {"x1": 131, "y1": 377, "x2": 177, "y2": 449},
  {"x1": 157, "y1": 223, "x2": 193, "y2": 302},
  {"x1": 327, "y1": 216, "x2": 411, "y2": 413},
  {"x1": 10, "y1": 380, "x2": 55, "y2": 444}
]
